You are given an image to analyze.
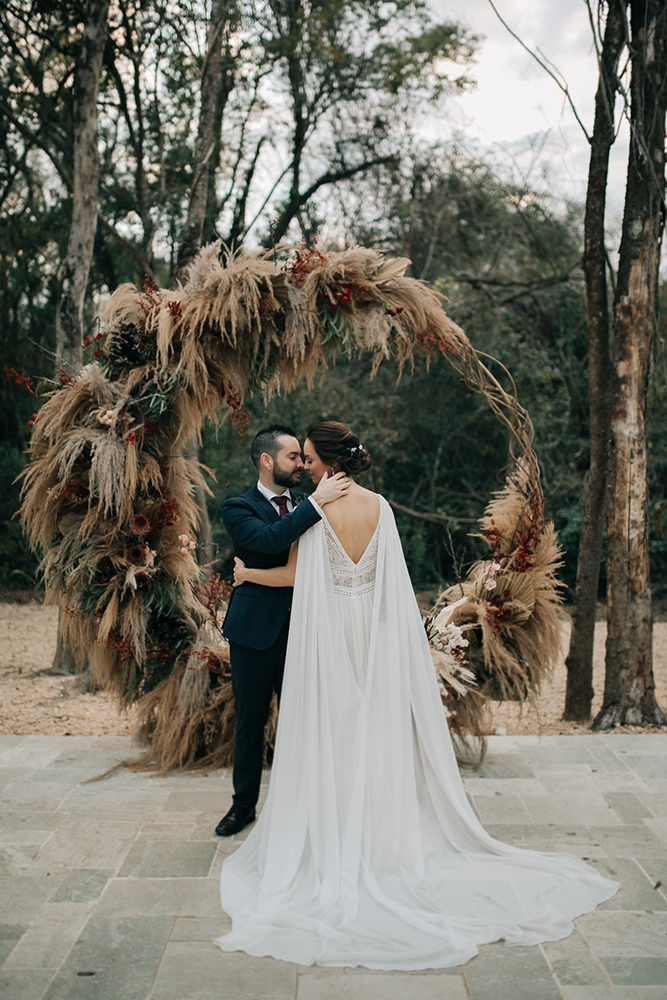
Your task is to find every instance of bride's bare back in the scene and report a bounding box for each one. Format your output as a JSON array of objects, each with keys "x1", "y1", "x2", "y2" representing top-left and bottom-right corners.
[{"x1": 322, "y1": 483, "x2": 380, "y2": 564}]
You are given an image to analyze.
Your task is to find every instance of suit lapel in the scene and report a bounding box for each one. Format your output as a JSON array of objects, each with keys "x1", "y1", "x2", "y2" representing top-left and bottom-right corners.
[{"x1": 248, "y1": 485, "x2": 280, "y2": 522}]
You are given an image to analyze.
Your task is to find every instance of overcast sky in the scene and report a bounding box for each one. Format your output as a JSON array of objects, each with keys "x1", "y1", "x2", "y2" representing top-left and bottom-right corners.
[{"x1": 429, "y1": 0, "x2": 629, "y2": 223}]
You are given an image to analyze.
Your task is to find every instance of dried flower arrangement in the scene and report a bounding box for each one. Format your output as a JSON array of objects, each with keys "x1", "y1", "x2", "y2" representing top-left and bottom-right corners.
[{"x1": 17, "y1": 242, "x2": 561, "y2": 771}]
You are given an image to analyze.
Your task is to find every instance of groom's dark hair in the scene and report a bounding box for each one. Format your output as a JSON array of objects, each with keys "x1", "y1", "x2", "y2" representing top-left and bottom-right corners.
[{"x1": 251, "y1": 424, "x2": 299, "y2": 470}]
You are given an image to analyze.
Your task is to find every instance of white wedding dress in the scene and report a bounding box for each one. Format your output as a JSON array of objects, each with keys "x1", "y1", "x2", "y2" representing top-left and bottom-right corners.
[{"x1": 216, "y1": 496, "x2": 617, "y2": 969}]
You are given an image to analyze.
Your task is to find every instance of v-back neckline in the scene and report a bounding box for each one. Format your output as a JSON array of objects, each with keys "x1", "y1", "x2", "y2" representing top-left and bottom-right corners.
[{"x1": 322, "y1": 507, "x2": 381, "y2": 567}]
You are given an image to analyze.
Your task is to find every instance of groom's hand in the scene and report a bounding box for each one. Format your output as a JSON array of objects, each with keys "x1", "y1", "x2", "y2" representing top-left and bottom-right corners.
[{"x1": 311, "y1": 471, "x2": 351, "y2": 507}]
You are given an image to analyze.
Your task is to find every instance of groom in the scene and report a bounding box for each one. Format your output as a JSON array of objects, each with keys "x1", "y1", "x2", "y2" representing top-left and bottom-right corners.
[{"x1": 215, "y1": 424, "x2": 349, "y2": 836}]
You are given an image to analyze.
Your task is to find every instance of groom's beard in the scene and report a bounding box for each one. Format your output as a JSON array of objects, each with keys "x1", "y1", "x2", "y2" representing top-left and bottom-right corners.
[{"x1": 272, "y1": 461, "x2": 301, "y2": 489}]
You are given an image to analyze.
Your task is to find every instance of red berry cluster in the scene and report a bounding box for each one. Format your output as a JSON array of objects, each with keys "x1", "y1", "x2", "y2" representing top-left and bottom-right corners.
[
  {"x1": 167, "y1": 300, "x2": 181, "y2": 318},
  {"x1": 60, "y1": 478, "x2": 87, "y2": 500},
  {"x1": 152, "y1": 497, "x2": 180, "y2": 532},
  {"x1": 286, "y1": 244, "x2": 326, "y2": 287},
  {"x1": 124, "y1": 432, "x2": 137, "y2": 446},
  {"x1": 385, "y1": 305, "x2": 404, "y2": 317},
  {"x1": 144, "y1": 420, "x2": 160, "y2": 436},
  {"x1": 226, "y1": 393, "x2": 251, "y2": 435},
  {"x1": 55, "y1": 365, "x2": 77, "y2": 386},
  {"x1": 27, "y1": 411, "x2": 41, "y2": 428},
  {"x1": 4, "y1": 365, "x2": 39, "y2": 398},
  {"x1": 84, "y1": 331, "x2": 104, "y2": 357}
]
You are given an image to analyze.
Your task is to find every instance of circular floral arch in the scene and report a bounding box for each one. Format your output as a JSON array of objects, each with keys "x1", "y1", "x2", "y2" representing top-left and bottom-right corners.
[{"x1": 20, "y1": 243, "x2": 563, "y2": 769}]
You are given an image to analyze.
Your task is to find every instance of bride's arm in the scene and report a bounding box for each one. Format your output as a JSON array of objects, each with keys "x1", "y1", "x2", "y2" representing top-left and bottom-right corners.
[{"x1": 233, "y1": 542, "x2": 298, "y2": 588}]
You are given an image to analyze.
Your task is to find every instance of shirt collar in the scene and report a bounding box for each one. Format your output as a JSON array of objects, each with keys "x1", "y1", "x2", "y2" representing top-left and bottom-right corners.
[{"x1": 257, "y1": 480, "x2": 292, "y2": 504}]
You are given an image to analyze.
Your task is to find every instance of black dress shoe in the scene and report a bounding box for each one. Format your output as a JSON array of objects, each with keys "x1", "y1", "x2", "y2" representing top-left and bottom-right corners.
[{"x1": 215, "y1": 804, "x2": 256, "y2": 837}]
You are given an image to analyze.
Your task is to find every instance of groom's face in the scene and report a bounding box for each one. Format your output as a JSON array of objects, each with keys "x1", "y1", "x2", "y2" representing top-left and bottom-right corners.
[{"x1": 270, "y1": 434, "x2": 304, "y2": 488}]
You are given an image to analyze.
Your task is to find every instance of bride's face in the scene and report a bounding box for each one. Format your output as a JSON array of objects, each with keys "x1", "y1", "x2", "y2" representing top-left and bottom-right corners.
[{"x1": 303, "y1": 438, "x2": 333, "y2": 484}]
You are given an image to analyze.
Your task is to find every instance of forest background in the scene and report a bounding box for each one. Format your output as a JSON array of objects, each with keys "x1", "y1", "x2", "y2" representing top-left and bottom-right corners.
[{"x1": 1, "y1": 0, "x2": 665, "y2": 610}]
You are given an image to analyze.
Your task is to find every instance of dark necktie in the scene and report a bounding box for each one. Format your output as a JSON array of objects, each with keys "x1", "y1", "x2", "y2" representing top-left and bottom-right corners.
[{"x1": 274, "y1": 495, "x2": 289, "y2": 518}]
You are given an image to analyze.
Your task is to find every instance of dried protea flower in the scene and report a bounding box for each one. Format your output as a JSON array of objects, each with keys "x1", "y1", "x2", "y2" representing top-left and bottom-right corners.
[
  {"x1": 129, "y1": 514, "x2": 150, "y2": 535},
  {"x1": 134, "y1": 569, "x2": 151, "y2": 588},
  {"x1": 127, "y1": 543, "x2": 147, "y2": 566}
]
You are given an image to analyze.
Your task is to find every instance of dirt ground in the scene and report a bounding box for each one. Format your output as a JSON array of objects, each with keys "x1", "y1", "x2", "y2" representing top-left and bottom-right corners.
[{"x1": 1, "y1": 600, "x2": 666, "y2": 738}]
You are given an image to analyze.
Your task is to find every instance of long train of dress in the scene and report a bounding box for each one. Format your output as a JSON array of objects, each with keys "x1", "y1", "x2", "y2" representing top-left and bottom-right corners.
[{"x1": 216, "y1": 497, "x2": 617, "y2": 970}]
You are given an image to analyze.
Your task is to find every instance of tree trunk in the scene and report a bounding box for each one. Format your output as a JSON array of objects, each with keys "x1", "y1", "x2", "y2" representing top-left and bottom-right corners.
[
  {"x1": 52, "y1": 0, "x2": 109, "y2": 681},
  {"x1": 55, "y1": 0, "x2": 110, "y2": 369},
  {"x1": 563, "y1": 0, "x2": 626, "y2": 721},
  {"x1": 594, "y1": 0, "x2": 667, "y2": 729},
  {"x1": 172, "y1": 1, "x2": 230, "y2": 566},
  {"x1": 173, "y1": 0, "x2": 230, "y2": 282}
]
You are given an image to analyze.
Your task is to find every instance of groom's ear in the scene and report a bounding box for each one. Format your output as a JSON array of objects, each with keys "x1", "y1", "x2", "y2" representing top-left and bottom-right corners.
[{"x1": 260, "y1": 452, "x2": 273, "y2": 473}]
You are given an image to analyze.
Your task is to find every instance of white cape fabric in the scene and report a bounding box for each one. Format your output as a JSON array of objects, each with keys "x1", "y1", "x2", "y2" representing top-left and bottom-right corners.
[{"x1": 216, "y1": 497, "x2": 617, "y2": 970}]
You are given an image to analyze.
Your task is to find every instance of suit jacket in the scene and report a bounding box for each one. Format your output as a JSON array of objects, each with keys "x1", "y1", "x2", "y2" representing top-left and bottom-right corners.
[{"x1": 221, "y1": 485, "x2": 322, "y2": 650}]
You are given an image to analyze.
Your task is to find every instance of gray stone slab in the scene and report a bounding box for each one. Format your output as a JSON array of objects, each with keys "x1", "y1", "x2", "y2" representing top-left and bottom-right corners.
[
  {"x1": 599, "y1": 736, "x2": 667, "y2": 755},
  {"x1": 58, "y1": 784, "x2": 171, "y2": 818},
  {"x1": 4, "y1": 902, "x2": 93, "y2": 970},
  {"x1": 297, "y1": 972, "x2": 468, "y2": 999},
  {"x1": 0, "y1": 843, "x2": 43, "y2": 876},
  {"x1": 471, "y1": 794, "x2": 533, "y2": 825},
  {"x1": 0, "y1": 810, "x2": 65, "y2": 833},
  {"x1": 43, "y1": 916, "x2": 173, "y2": 1000},
  {"x1": 25, "y1": 767, "x2": 93, "y2": 785},
  {"x1": 522, "y1": 793, "x2": 621, "y2": 827},
  {"x1": 93, "y1": 877, "x2": 223, "y2": 918},
  {"x1": 588, "y1": 825, "x2": 667, "y2": 858},
  {"x1": 584, "y1": 859, "x2": 667, "y2": 912},
  {"x1": 0, "y1": 781, "x2": 70, "y2": 812},
  {"x1": 137, "y1": 822, "x2": 196, "y2": 840},
  {"x1": 0, "y1": 767, "x2": 37, "y2": 787},
  {"x1": 162, "y1": 789, "x2": 231, "y2": 814},
  {"x1": 603, "y1": 792, "x2": 654, "y2": 825},
  {"x1": 3, "y1": 746, "x2": 63, "y2": 768},
  {"x1": 462, "y1": 941, "x2": 561, "y2": 1000},
  {"x1": 0, "y1": 924, "x2": 29, "y2": 966},
  {"x1": 169, "y1": 917, "x2": 230, "y2": 941},
  {"x1": 636, "y1": 793, "x2": 667, "y2": 817},
  {"x1": 0, "y1": 876, "x2": 68, "y2": 922},
  {"x1": 50, "y1": 869, "x2": 115, "y2": 904},
  {"x1": 524, "y1": 745, "x2": 598, "y2": 765},
  {"x1": 32, "y1": 818, "x2": 138, "y2": 870},
  {"x1": 560, "y1": 988, "x2": 667, "y2": 999},
  {"x1": 485, "y1": 823, "x2": 599, "y2": 848},
  {"x1": 575, "y1": 912, "x2": 667, "y2": 957},
  {"x1": 591, "y1": 748, "x2": 634, "y2": 774},
  {"x1": 0, "y1": 969, "x2": 55, "y2": 1000},
  {"x1": 473, "y1": 756, "x2": 536, "y2": 780},
  {"x1": 602, "y1": 957, "x2": 667, "y2": 986},
  {"x1": 622, "y1": 758, "x2": 667, "y2": 783},
  {"x1": 633, "y1": 858, "x2": 667, "y2": 898},
  {"x1": 151, "y1": 940, "x2": 296, "y2": 999},
  {"x1": 462, "y1": 778, "x2": 545, "y2": 796},
  {"x1": 542, "y1": 929, "x2": 609, "y2": 986},
  {"x1": 118, "y1": 839, "x2": 217, "y2": 878}
]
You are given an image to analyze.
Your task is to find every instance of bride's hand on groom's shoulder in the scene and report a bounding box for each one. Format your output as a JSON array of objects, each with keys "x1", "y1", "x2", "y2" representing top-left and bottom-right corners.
[
  {"x1": 312, "y1": 471, "x2": 351, "y2": 507},
  {"x1": 233, "y1": 556, "x2": 248, "y2": 587}
]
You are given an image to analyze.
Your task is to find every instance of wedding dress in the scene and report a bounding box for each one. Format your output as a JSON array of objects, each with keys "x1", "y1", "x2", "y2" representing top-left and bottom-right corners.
[{"x1": 216, "y1": 496, "x2": 617, "y2": 970}]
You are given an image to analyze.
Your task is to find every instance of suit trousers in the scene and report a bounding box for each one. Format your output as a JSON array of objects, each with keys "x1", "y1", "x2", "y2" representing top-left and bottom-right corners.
[{"x1": 229, "y1": 616, "x2": 289, "y2": 810}]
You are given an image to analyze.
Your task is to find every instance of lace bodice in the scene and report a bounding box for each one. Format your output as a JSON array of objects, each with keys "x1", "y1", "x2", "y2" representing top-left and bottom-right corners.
[{"x1": 322, "y1": 516, "x2": 379, "y2": 599}]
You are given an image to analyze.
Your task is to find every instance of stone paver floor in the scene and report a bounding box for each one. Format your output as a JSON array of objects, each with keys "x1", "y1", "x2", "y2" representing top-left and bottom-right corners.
[{"x1": 1, "y1": 734, "x2": 666, "y2": 1000}]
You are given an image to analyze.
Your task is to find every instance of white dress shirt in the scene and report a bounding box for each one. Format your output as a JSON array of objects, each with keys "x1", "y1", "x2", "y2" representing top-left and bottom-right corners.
[{"x1": 256, "y1": 481, "x2": 323, "y2": 518}]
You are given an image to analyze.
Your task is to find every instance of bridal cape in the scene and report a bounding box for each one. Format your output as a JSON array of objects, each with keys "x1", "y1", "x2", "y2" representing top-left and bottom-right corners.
[{"x1": 216, "y1": 496, "x2": 617, "y2": 970}]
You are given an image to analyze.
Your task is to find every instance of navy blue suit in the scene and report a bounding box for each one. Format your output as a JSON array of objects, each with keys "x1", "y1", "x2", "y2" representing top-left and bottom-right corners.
[{"x1": 221, "y1": 486, "x2": 321, "y2": 809}]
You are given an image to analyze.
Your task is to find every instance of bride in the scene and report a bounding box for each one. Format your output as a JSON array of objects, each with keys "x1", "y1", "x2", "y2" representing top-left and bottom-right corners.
[{"x1": 215, "y1": 421, "x2": 617, "y2": 970}]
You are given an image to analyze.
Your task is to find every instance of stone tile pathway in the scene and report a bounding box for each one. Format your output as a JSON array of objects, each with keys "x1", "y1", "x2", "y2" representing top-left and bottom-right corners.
[{"x1": 1, "y1": 733, "x2": 666, "y2": 1000}]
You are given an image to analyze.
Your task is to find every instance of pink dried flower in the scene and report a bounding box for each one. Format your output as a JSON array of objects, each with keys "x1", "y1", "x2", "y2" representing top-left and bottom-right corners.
[{"x1": 485, "y1": 579, "x2": 496, "y2": 591}]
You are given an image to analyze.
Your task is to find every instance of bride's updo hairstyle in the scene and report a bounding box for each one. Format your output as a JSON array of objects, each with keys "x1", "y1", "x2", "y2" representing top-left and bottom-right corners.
[{"x1": 306, "y1": 421, "x2": 372, "y2": 476}]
